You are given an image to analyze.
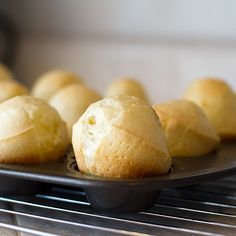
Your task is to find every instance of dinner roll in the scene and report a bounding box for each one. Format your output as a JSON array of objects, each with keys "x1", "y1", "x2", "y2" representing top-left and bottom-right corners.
[
  {"x1": 31, "y1": 70, "x2": 82, "y2": 101},
  {"x1": 184, "y1": 78, "x2": 236, "y2": 139},
  {"x1": 106, "y1": 77, "x2": 149, "y2": 102},
  {"x1": 0, "y1": 63, "x2": 14, "y2": 81},
  {"x1": 153, "y1": 100, "x2": 220, "y2": 157},
  {"x1": 49, "y1": 84, "x2": 102, "y2": 140},
  {"x1": 72, "y1": 95, "x2": 171, "y2": 178},
  {"x1": 0, "y1": 80, "x2": 29, "y2": 103},
  {"x1": 0, "y1": 96, "x2": 68, "y2": 163}
]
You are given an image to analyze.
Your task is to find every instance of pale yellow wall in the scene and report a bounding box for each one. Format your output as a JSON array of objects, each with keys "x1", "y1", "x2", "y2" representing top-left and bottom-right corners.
[{"x1": 1, "y1": 0, "x2": 236, "y2": 102}]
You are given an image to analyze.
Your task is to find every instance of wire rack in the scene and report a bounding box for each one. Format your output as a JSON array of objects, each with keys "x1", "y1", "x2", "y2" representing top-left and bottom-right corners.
[{"x1": 0, "y1": 175, "x2": 235, "y2": 236}]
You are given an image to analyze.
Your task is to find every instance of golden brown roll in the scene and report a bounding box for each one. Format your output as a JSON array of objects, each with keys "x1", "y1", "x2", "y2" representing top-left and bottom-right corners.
[
  {"x1": 153, "y1": 100, "x2": 220, "y2": 157},
  {"x1": 31, "y1": 70, "x2": 82, "y2": 101},
  {"x1": 0, "y1": 63, "x2": 14, "y2": 81},
  {"x1": 0, "y1": 95, "x2": 69, "y2": 163},
  {"x1": 0, "y1": 80, "x2": 29, "y2": 103},
  {"x1": 49, "y1": 84, "x2": 102, "y2": 141},
  {"x1": 106, "y1": 77, "x2": 149, "y2": 102},
  {"x1": 184, "y1": 78, "x2": 236, "y2": 139},
  {"x1": 72, "y1": 95, "x2": 171, "y2": 178}
]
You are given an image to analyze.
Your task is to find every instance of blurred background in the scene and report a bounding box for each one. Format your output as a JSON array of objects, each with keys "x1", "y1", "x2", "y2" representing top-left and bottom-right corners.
[{"x1": 1, "y1": 0, "x2": 236, "y2": 102}]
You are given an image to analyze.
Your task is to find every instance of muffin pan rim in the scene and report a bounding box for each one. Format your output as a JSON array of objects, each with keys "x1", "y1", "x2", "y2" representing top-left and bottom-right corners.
[{"x1": 0, "y1": 142, "x2": 235, "y2": 190}]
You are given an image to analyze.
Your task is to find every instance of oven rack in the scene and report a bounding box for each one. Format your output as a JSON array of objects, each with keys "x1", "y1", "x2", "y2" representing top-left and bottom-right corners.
[{"x1": 0, "y1": 175, "x2": 235, "y2": 236}]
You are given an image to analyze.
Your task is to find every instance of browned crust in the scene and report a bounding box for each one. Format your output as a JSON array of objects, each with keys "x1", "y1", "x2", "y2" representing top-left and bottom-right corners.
[
  {"x1": 73, "y1": 125, "x2": 171, "y2": 178},
  {"x1": 0, "y1": 125, "x2": 68, "y2": 163},
  {"x1": 158, "y1": 113, "x2": 220, "y2": 157}
]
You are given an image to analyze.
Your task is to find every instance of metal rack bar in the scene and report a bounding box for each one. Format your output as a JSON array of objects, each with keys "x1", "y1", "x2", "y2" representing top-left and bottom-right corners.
[{"x1": 0, "y1": 176, "x2": 235, "y2": 236}]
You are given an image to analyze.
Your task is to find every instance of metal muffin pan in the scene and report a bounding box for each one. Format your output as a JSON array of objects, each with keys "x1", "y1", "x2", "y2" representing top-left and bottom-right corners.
[{"x1": 0, "y1": 141, "x2": 235, "y2": 213}]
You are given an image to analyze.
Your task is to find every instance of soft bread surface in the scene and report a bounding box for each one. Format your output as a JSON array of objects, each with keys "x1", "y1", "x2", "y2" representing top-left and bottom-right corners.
[
  {"x1": 31, "y1": 70, "x2": 82, "y2": 101},
  {"x1": 49, "y1": 84, "x2": 102, "y2": 140},
  {"x1": 0, "y1": 80, "x2": 29, "y2": 103},
  {"x1": 184, "y1": 78, "x2": 236, "y2": 138},
  {"x1": 0, "y1": 64, "x2": 14, "y2": 81},
  {"x1": 0, "y1": 95, "x2": 69, "y2": 163},
  {"x1": 106, "y1": 77, "x2": 149, "y2": 102},
  {"x1": 153, "y1": 100, "x2": 219, "y2": 157},
  {"x1": 72, "y1": 95, "x2": 171, "y2": 178}
]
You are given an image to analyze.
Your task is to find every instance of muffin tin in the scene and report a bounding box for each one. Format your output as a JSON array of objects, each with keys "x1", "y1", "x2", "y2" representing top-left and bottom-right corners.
[{"x1": 0, "y1": 141, "x2": 236, "y2": 213}]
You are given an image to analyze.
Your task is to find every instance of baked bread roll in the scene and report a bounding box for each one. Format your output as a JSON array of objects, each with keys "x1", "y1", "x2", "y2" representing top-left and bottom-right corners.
[
  {"x1": 106, "y1": 77, "x2": 149, "y2": 102},
  {"x1": 49, "y1": 84, "x2": 102, "y2": 140},
  {"x1": 0, "y1": 95, "x2": 68, "y2": 163},
  {"x1": 153, "y1": 100, "x2": 220, "y2": 157},
  {"x1": 31, "y1": 70, "x2": 82, "y2": 101},
  {"x1": 0, "y1": 80, "x2": 29, "y2": 103},
  {"x1": 184, "y1": 78, "x2": 236, "y2": 139},
  {"x1": 0, "y1": 64, "x2": 14, "y2": 81},
  {"x1": 72, "y1": 95, "x2": 171, "y2": 178}
]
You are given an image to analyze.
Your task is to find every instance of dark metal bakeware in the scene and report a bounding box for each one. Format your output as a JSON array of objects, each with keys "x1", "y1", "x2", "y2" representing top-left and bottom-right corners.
[{"x1": 0, "y1": 141, "x2": 235, "y2": 213}]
